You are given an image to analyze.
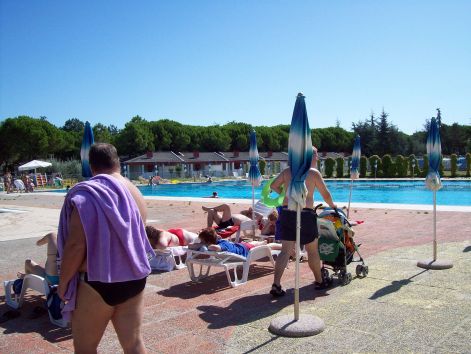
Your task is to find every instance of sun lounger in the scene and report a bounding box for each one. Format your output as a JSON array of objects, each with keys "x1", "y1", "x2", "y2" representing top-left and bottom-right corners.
[
  {"x1": 185, "y1": 245, "x2": 275, "y2": 287},
  {"x1": 149, "y1": 246, "x2": 188, "y2": 271},
  {"x1": 3, "y1": 274, "x2": 68, "y2": 328}
]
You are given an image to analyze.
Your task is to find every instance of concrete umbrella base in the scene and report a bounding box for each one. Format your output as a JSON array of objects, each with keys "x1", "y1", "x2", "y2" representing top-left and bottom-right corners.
[
  {"x1": 417, "y1": 259, "x2": 453, "y2": 270},
  {"x1": 269, "y1": 314, "x2": 325, "y2": 337}
]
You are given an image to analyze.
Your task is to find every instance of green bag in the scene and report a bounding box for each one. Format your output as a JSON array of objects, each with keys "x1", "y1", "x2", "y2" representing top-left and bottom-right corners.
[{"x1": 317, "y1": 219, "x2": 343, "y2": 262}]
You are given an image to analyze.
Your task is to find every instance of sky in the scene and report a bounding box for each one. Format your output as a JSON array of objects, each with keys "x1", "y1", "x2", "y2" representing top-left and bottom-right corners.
[{"x1": 1, "y1": 0, "x2": 470, "y2": 135}]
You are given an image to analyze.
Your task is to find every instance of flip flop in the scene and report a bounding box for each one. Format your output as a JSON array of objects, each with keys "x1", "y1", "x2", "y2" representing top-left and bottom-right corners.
[{"x1": 0, "y1": 310, "x2": 21, "y2": 323}]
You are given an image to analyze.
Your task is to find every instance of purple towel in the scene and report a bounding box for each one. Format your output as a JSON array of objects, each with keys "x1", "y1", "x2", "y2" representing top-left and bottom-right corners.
[{"x1": 57, "y1": 174, "x2": 155, "y2": 321}]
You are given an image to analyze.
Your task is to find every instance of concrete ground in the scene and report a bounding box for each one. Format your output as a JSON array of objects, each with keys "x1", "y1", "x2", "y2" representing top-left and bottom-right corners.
[{"x1": 0, "y1": 192, "x2": 470, "y2": 353}]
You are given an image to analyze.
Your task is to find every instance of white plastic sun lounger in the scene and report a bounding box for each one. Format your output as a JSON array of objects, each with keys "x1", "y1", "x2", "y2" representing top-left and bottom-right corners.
[{"x1": 186, "y1": 245, "x2": 275, "y2": 287}]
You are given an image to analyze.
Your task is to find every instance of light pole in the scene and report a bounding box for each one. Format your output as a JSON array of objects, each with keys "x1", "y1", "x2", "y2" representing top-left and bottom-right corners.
[
  {"x1": 123, "y1": 165, "x2": 128, "y2": 178},
  {"x1": 320, "y1": 160, "x2": 325, "y2": 176},
  {"x1": 374, "y1": 161, "x2": 378, "y2": 179},
  {"x1": 411, "y1": 160, "x2": 416, "y2": 179}
]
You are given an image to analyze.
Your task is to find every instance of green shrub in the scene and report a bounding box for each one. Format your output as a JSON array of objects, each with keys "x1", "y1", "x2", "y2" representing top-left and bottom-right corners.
[
  {"x1": 259, "y1": 159, "x2": 266, "y2": 175},
  {"x1": 421, "y1": 155, "x2": 429, "y2": 177},
  {"x1": 382, "y1": 154, "x2": 396, "y2": 177},
  {"x1": 450, "y1": 154, "x2": 458, "y2": 177},
  {"x1": 466, "y1": 153, "x2": 471, "y2": 177},
  {"x1": 368, "y1": 155, "x2": 381, "y2": 178},
  {"x1": 335, "y1": 157, "x2": 344, "y2": 178},
  {"x1": 395, "y1": 155, "x2": 406, "y2": 177},
  {"x1": 325, "y1": 158, "x2": 335, "y2": 178},
  {"x1": 360, "y1": 156, "x2": 367, "y2": 178}
]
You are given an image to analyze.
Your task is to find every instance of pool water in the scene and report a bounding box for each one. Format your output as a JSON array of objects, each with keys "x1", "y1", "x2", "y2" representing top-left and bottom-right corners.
[{"x1": 137, "y1": 180, "x2": 471, "y2": 206}]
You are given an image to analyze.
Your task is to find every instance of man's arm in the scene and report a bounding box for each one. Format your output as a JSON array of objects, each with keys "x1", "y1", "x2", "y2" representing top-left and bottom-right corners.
[
  {"x1": 270, "y1": 169, "x2": 287, "y2": 194},
  {"x1": 208, "y1": 244, "x2": 222, "y2": 251},
  {"x1": 314, "y1": 171, "x2": 337, "y2": 209},
  {"x1": 58, "y1": 208, "x2": 87, "y2": 300}
]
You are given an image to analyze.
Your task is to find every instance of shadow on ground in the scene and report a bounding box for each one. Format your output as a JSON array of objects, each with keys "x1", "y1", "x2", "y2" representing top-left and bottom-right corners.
[
  {"x1": 369, "y1": 269, "x2": 429, "y2": 300},
  {"x1": 0, "y1": 295, "x2": 71, "y2": 342},
  {"x1": 157, "y1": 265, "x2": 275, "y2": 299}
]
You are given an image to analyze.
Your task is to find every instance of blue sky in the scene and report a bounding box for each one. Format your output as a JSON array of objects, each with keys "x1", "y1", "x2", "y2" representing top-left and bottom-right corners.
[{"x1": 1, "y1": 1, "x2": 470, "y2": 134}]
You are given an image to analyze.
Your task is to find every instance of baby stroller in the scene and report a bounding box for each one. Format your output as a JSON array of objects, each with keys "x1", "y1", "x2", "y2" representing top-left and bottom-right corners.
[{"x1": 315, "y1": 205, "x2": 368, "y2": 286}]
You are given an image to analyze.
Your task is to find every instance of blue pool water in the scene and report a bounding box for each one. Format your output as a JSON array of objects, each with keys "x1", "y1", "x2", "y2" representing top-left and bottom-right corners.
[{"x1": 136, "y1": 180, "x2": 471, "y2": 206}]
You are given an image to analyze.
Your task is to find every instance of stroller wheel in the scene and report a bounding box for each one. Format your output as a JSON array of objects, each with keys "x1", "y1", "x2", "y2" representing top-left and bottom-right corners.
[
  {"x1": 356, "y1": 265, "x2": 363, "y2": 277},
  {"x1": 340, "y1": 271, "x2": 352, "y2": 285},
  {"x1": 321, "y1": 268, "x2": 329, "y2": 280},
  {"x1": 362, "y1": 265, "x2": 369, "y2": 277}
]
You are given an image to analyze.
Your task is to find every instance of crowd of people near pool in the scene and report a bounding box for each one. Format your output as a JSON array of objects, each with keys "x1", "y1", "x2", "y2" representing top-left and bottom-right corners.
[{"x1": 3, "y1": 142, "x2": 341, "y2": 353}]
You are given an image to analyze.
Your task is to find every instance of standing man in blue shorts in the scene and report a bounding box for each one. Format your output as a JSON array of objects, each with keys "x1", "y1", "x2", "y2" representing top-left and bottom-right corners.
[{"x1": 269, "y1": 146, "x2": 337, "y2": 297}]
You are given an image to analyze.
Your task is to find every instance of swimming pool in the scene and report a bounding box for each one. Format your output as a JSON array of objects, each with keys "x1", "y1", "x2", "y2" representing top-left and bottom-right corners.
[{"x1": 137, "y1": 180, "x2": 471, "y2": 206}]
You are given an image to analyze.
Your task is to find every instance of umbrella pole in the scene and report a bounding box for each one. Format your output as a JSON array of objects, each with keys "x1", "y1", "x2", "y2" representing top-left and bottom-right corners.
[
  {"x1": 347, "y1": 179, "x2": 353, "y2": 218},
  {"x1": 294, "y1": 205, "x2": 301, "y2": 321},
  {"x1": 433, "y1": 190, "x2": 437, "y2": 261},
  {"x1": 252, "y1": 185, "x2": 256, "y2": 235}
]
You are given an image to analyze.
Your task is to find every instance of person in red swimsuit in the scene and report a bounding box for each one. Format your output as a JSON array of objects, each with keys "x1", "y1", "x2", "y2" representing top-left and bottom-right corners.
[{"x1": 145, "y1": 226, "x2": 200, "y2": 249}]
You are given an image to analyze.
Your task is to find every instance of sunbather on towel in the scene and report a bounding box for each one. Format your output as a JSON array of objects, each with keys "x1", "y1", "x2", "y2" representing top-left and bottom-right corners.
[
  {"x1": 198, "y1": 227, "x2": 281, "y2": 257},
  {"x1": 241, "y1": 208, "x2": 278, "y2": 236},
  {"x1": 201, "y1": 203, "x2": 252, "y2": 229},
  {"x1": 18, "y1": 232, "x2": 59, "y2": 285},
  {"x1": 145, "y1": 225, "x2": 201, "y2": 249}
]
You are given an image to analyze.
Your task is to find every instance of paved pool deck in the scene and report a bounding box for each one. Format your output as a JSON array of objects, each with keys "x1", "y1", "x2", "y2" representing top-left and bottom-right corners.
[{"x1": 0, "y1": 192, "x2": 470, "y2": 353}]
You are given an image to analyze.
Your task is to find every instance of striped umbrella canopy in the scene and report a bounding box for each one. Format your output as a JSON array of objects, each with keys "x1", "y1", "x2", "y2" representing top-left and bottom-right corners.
[
  {"x1": 425, "y1": 117, "x2": 442, "y2": 191},
  {"x1": 248, "y1": 130, "x2": 262, "y2": 187},
  {"x1": 287, "y1": 93, "x2": 313, "y2": 211},
  {"x1": 350, "y1": 135, "x2": 361, "y2": 180},
  {"x1": 80, "y1": 121, "x2": 95, "y2": 178}
]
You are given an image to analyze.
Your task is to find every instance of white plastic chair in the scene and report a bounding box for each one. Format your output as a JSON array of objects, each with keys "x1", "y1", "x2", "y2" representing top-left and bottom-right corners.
[
  {"x1": 3, "y1": 274, "x2": 68, "y2": 328},
  {"x1": 186, "y1": 245, "x2": 275, "y2": 287}
]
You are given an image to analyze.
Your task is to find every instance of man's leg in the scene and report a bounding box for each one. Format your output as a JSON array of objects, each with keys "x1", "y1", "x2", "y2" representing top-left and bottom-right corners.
[
  {"x1": 112, "y1": 290, "x2": 147, "y2": 354},
  {"x1": 72, "y1": 281, "x2": 114, "y2": 354},
  {"x1": 202, "y1": 204, "x2": 232, "y2": 226},
  {"x1": 304, "y1": 239, "x2": 322, "y2": 283},
  {"x1": 273, "y1": 240, "x2": 294, "y2": 287}
]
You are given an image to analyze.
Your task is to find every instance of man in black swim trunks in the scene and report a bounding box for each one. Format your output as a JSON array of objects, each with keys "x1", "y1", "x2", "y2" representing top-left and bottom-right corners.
[
  {"x1": 58, "y1": 143, "x2": 151, "y2": 353},
  {"x1": 269, "y1": 147, "x2": 337, "y2": 297}
]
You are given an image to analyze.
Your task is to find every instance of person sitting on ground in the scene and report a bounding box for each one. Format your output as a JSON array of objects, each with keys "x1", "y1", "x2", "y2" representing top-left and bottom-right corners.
[
  {"x1": 18, "y1": 232, "x2": 59, "y2": 285},
  {"x1": 145, "y1": 225, "x2": 201, "y2": 250},
  {"x1": 201, "y1": 203, "x2": 252, "y2": 229},
  {"x1": 197, "y1": 227, "x2": 281, "y2": 256}
]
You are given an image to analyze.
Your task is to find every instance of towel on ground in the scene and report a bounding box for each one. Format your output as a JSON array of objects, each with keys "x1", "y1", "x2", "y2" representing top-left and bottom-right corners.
[{"x1": 57, "y1": 174, "x2": 155, "y2": 321}]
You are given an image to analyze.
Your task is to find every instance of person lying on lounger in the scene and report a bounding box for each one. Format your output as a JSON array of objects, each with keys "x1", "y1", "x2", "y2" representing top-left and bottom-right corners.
[
  {"x1": 145, "y1": 225, "x2": 201, "y2": 250},
  {"x1": 201, "y1": 203, "x2": 253, "y2": 229},
  {"x1": 197, "y1": 227, "x2": 282, "y2": 257},
  {"x1": 18, "y1": 232, "x2": 59, "y2": 285},
  {"x1": 240, "y1": 208, "x2": 279, "y2": 236}
]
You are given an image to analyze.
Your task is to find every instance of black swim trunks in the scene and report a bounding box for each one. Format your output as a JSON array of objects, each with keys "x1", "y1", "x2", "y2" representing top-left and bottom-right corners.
[
  {"x1": 81, "y1": 273, "x2": 146, "y2": 306},
  {"x1": 279, "y1": 207, "x2": 318, "y2": 245},
  {"x1": 217, "y1": 218, "x2": 234, "y2": 229}
]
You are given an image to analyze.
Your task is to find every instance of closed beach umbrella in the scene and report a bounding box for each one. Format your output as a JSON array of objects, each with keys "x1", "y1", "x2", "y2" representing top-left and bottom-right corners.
[
  {"x1": 347, "y1": 135, "x2": 361, "y2": 218},
  {"x1": 248, "y1": 130, "x2": 262, "y2": 226},
  {"x1": 80, "y1": 121, "x2": 94, "y2": 178},
  {"x1": 425, "y1": 117, "x2": 442, "y2": 260},
  {"x1": 426, "y1": 117, "x2": 442, "y2": 192},
  {"x1": 417, "y1": 115, "x2": 452, "y2": 270},
  {"x1": 287, "y1": 93, "x2": 312, "y2": 320}
]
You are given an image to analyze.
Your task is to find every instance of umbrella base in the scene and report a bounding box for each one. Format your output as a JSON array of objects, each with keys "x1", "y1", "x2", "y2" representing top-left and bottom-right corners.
[
  {"x1": 269, "y1": 314, "x2": 324, "y2": 337},
  {"x1": 417, "y1": 259, "x2": 453, "y2": 270}
]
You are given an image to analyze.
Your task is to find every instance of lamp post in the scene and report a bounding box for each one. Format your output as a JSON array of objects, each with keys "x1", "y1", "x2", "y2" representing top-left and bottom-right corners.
[
  {"x1": 320, "y1": 160, "x2": 325, "y2": 176},
  {"x1": 412, "y1": 160, "x2": 416, "y2": 180},
  {"x1": 374, "y1": 161, "x2": 378, "y2": 179},
  {"x1": 123, "y1": 165, "x2": 128, "y2": 178}
]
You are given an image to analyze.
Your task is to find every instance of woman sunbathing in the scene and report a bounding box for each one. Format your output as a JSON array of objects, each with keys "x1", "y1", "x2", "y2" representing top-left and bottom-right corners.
[
  {"x1": 197, "y1": 227, "x2": 281, "y2": 257},
  {"x1": 145, "y1": 225, "x2": 201, "y2": 250}
]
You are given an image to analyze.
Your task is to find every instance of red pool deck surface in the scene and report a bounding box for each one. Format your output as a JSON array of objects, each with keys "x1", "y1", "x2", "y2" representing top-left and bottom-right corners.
[{"x1": 0, "y1": 195, "x2": 470, "y2": 353}]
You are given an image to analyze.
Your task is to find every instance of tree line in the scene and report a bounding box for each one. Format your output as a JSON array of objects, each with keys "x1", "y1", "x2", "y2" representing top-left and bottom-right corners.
[{"x1": 1, "y1": 111, "x2": 470, "y2": 169}]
